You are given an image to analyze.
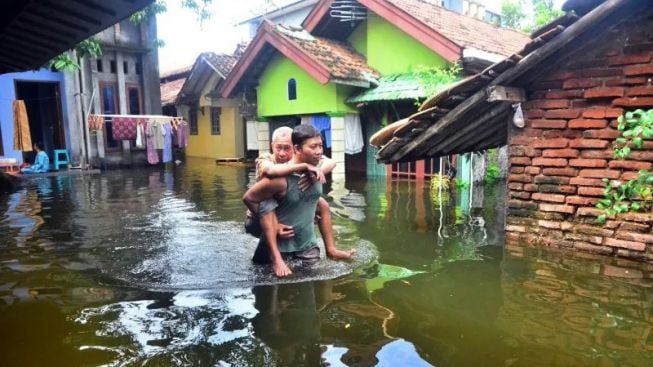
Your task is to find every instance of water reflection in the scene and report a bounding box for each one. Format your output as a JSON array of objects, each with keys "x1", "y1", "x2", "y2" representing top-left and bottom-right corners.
[{"x1": 0, "y1": 160, "x2": 651, "y2": 367}]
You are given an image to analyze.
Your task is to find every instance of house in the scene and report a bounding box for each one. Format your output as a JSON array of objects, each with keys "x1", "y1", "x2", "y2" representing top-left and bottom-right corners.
[
  {"x1": 0, "y1": 1, "x2": 155, "y2": 170},
  {"x1": 221, "y1": 0, "x2": 529, "y2": 183},
  {"x1": 373, "y1": 0, "x2": 653, "y2": 261},
  {"x1": 238, "y1": 0, "x2": 320, "y2": 38},
  {"x1": 174, "y1": 52, "x2": 248, "y2": 160},
  {"x1": 161, "y1": 65, "x2": 192, "y2": 117}
]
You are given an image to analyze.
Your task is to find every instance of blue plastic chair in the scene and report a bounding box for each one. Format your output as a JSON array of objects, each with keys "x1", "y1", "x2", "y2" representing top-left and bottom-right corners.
[{"x1": 53, "y1": 149, "x2": 70, "y2": 170}]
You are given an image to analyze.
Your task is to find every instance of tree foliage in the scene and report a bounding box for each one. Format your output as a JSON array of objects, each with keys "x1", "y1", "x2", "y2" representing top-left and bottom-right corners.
[
  {"x1": 597, "y1": 109, "x2": 653, "y2": 224},
  {"x1": 500, "y1": 0, "x2": 564, "y2": 32}
]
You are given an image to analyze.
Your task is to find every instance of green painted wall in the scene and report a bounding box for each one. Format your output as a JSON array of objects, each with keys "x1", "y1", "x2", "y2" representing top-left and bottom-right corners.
[
  {"x1": 349, "y1": 14, "x2": 447, "y2": 75},
  {"x1": 257, "y1": 54, "x2": 355, "y2": 117}
]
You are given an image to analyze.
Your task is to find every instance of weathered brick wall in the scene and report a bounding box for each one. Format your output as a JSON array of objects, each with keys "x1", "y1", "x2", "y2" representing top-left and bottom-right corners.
[{"x1": 506, "y1": 18, "x2": 653, "y2": 261}]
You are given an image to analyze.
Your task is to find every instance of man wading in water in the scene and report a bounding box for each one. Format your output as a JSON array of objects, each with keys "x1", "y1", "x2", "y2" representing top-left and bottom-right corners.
[{"x1": 243, "y1": 125, "x2": 354, "y2": 277}]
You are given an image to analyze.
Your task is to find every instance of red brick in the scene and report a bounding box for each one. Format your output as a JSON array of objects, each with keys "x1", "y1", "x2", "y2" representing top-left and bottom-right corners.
[
  {"x1": 574, "y1": 242, "x2": 613, "y2": 255},
  {"x1": 539, "y1": 203, "x2": 575, "y2": 214},
  {"x1": 505, "y1": 224, "x2": 527, "y2": 233},
  {"x1": 544, "y1": 109, "x2": 582, "y2": 119},
  {"x1": 542, "y1": 130, "x2": 563, "y2": 139},
  {"x1": 621, "y1": 171, "x2": 639, "y2": 180},
  {"x1": 511, "y1": 137, "x2": 531, "y2": 146},
  {"x1": 528, "y1": 99, "x2": 570, "y2": 109},
  {"x1": 542, "y1": 167, "x2": 578, "y2": 176},
  {"x1": 628, "y1": 151, "x2": 653, "y2": 161},
  {"x1": 575, "y1": 224, "x2": 614, "y2": 237},
  {"x1": 582, "y1": 128, "x2": 621, "y2": 140},
  {"x1": 605, "y1": 108, "x2": 625, "y2": 118},
  {"x1": 577, "y1": 67, "x2": 622, "y2": 78},
  {"x1": 570, "y1": 177, "x2": 606, "y2": 186},
  {"x1": 508, "y1": 174, "x2": 532, "y2": 183},
  {"x1": 510, "y1": 166, "x2": 525, "y2": 174},
  {"x1": 524, "y1": 166, "x2": 541, "y2": 175},
  {"x1": 508, "y1": 182, "x2": 523, "y2": 191},
  {"x1": 563, "y1": 78, "x2": 600, "y2": 89},
  {"x1": 605, "y1": 76, "x2": 648, "y2": 86},
  {"x1": 580, "y1": 149, "x2": 614, "y2": 159},
  {"x1": 525, "y1": 109, "x2": 544, "y2": 119},
  {"x1": 568, "y1": 119, "x2": 608, "y2": 129},
  {"x1": 622, "y1": 212, "x2": 653, "y2": 223},
  {"x1": 510, "y1": 157, "x2": 531, "y2": 166},
  {"x1": 509, "y1": 199, "x2": 538, "y2": 210},
  {"x1": 577, "y1": 207, "x2": 604, "y2": 217},
  {"x1": 604, "y1": 237, "x2": 646, "y2": 251},
  {"x1": 623, "y1": 64, "x2": 653, "y2": 76},
  {"x1": 569, "y1": 158, "x2": 607, "y2": 168},
  {"x1": 578, "y1": 186, "x2": 606, "y2": 197},
  {"x1": 524, "y1": 184, "x2": 538, "y2": 192},
  {"x1": 532, "y1": 193, "x2": 566, "y2": 203},
  {"x1": 616, "y1": 231, "x2": 653, "y2": 244},
  {"x1": 539, "y1": 184, "x2": 576, "y2": 194},
  {"x1": 566, "y1": 196, "x2": 599, "y2": 205},
  {"x1": 582, "y1": 108, "x2": 607, "y2": 119},
  {"x1": 579, "y1": 169, "x2": 621, "y2": 179},
  {"x1": 569, "y1": 139, "x2": 609, "y2": 149},
  {"x1": 537, "y1": 220, "x2": 562, "y2": 229},
  {"x1": 510, "y1": 191, "x2": 531, "y2": 199},
  {"x1": 532, "y1": 138, "x2": 569, "y2": 148},
  {"x1": 532, "y1": 158, "x2": 568, "y2": 167},
  {"x1": 530, "y1": 119, "x2": 567, "y2": 129},
  {"x1": 534, "y1": 175, "x2": 570, "y2": 185},
  {"x1": 619, "y1": 222, "x2": 650, "y2": 233},
  {"x1": 584, "y1": 87, "x2": 624, "y2": 99},
  {"x1": 608, "y1": 53, "x2": 652, "y2": 65},
  {"x1": 626, "y1": 86, "x2": 653, "y2": 97},
  {"x1": 545, "y1": 90, "x2": 584, "y2": 99},
  {"x1": 612, "y1": 97, "x2": 653, "y2": 108},
  {"x1": 565, "y1": 232, "x2": 604, "y2": 245},
  {"x1": 542, "y1": 148, "x2": 579, "y2": 158},
  {"x1": 608, "y1": 160, "x2": 653, "y2": 170}
]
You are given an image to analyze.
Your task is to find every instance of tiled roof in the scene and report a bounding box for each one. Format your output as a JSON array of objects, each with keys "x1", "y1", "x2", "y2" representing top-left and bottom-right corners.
[
  {"x1": 388, "y1": 0, "x2": 530, "y2": 57},
  {"x1": 160, "y1": 78, "x2": 186, "y2": 106},
  {"x1": 202, "y1": 52, "x2": 238, "y2": 78},
  {"x1": 160, "y1": 65, "x2": 192, "y2": 79},
  {"x1": 273, "y1": 24, "x2": 380, "y2": 83}
]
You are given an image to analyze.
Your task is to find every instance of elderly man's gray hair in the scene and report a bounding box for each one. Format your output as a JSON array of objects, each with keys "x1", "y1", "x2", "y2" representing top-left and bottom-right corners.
[{"x1": 271, "y1": 126, "x2": 293, "y2": 143}]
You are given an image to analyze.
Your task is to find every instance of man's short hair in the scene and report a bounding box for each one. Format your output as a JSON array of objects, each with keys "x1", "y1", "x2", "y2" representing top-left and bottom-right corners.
[
  {"x1": 292, "y1": 124, "x2": 321, "y2": 147},
  {"x1": 271, "y1": 126, "x2": 293, "y2": 143}
]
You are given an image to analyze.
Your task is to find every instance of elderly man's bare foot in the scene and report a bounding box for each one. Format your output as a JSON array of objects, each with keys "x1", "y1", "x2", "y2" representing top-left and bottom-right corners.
[
  {"x1": 327, "y1": 248, "x2": 355, "y2": 260},
  {"x1": 273, "y1": 260, "x2": 292, "y2": 277}
]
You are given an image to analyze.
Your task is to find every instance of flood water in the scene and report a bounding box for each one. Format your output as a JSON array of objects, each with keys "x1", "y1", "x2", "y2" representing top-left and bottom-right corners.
[{"x1": 1, "y1": 158, "x2": 652, "y2": 367}]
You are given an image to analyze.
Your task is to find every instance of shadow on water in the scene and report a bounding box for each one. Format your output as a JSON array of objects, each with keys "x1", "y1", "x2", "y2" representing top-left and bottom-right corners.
[{"x1": 0, "y1": 158, "x2": 651, "y2": 366}]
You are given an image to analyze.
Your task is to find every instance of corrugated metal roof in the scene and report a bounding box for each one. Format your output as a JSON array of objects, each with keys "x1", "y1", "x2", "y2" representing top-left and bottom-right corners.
[{"x1": 347, "y1": 73, "x2": 456, "y2": 103}]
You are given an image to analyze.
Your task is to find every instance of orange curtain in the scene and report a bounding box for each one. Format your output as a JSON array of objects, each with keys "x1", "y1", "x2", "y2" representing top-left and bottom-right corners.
[{"x1": 13, "y1": 100, "x2": 32, "y2": 152}]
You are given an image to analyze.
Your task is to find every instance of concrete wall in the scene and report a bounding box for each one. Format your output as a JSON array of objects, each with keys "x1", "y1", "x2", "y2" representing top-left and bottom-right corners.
[
  {"x1": 505, "y1": 17, "x2": 653, "y2": 261},
  {"x1": 0, "y1": 69, "x2": 72, "y2": 165}
]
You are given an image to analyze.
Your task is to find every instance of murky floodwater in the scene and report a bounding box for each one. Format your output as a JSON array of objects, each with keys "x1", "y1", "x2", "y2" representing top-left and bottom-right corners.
[{"x1": 1, "y1": 158, "x2": 651, "y2": 367}]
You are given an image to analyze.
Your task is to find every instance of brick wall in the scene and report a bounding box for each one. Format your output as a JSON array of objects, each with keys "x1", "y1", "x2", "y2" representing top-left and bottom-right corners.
[{"x1": 506, "y1": 18, "x2": 653, "y2": 261}]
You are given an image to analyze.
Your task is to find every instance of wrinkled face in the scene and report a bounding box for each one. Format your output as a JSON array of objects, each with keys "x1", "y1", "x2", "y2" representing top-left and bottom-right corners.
[
  {"x1": 294, "y1": 136, "x2": 323, "y2": 166},
  {"x1": 271, "y1": 136, "x2": 293, "y2": 163}
]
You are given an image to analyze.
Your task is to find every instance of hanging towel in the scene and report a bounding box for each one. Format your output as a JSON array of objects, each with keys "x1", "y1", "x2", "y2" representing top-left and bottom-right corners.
[
  {"x1": 112, "y1": 117, "x2": 138, "y2": 140},
  {"x1": 176, "y1": 120, "x2": 188, "y2": 148},
  {"x1": 146, "y1": 120, "x2": 159, "y2": 164},
  {"x1": 136, "y1": 121, "x2": 145, "y2": 149},
  {"x1": 311, "y1": 115, "x2": 331, "y2": 148},
  {"x1": 163, "y1": 122, "x2": 173, "y2": 163},
  {"x1": 246, "y1": 121, "x2": 258, "y2": 150},
  {"x1": 149, "y1": 119, "x2": 165, "y2": 150},
  {"x1": 13, "y1": 100, "x2": 32, "y2": 152},
  {"x1": 87, "y1": 114, "x2": 104, "y2": 130},
  {"x1": 344, "y1": 114, "x2": 364, "y2": 155}
]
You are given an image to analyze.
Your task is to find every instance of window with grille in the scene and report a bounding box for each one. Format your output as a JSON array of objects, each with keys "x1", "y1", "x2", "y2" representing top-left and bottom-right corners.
[{"x1": 211, "y1": 107, "x2": 221, "y2": 135}]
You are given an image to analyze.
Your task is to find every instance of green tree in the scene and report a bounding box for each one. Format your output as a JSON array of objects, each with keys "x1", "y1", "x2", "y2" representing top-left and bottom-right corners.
[{"x1": 500, "y1": 0, "x2": 564, "y2": 32}]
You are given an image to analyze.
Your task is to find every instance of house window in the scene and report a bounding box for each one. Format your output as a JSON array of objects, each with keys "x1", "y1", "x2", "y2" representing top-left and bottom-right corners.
[
  {"x1": 211, "y1": 107, "x2": 221, "y2": 135},
  {"x1": 100, "y1": 83, "x2": 119, "y2": 150},
  {"x1": 135, "y1": 61, "x2": 142, "y2": 75},
  {"x1": 127, "y1": 85, "x2": 141, "y2": 114},
  {"x1": 96, "y1": 59, "x2": 103, "y2": 72},
  {"x1": 123, "y1": 61, "x2": 129, "y2": 74},
  {"x1": 189, "y1": 107, "x2": 198, "y2": 135},
  {"x1": 110, "y1": 60, "x2": 117, "y2": 73},
  {"x1": 288, "y1": 78, "x2": 297, "y2": 100}
]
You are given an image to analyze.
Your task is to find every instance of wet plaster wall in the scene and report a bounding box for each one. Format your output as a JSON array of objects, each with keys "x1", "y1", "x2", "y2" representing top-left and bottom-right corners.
[{"x1": 505, "y1": 17, "x2": 653, "y2": 261}]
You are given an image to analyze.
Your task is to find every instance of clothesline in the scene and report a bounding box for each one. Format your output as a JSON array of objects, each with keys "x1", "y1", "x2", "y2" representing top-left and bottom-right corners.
[{"x1": 90, "y1": 114, "x2": 181, "y2": 119}]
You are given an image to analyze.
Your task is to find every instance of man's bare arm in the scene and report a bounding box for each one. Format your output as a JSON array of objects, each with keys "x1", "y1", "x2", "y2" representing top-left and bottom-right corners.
[
  {"x1": 319, "y1": 156, "x2": 336, "y2": 174},
  {"x1": 262, "y1": 162, "x2": 311, "y2": 178},
  {"x1": 243, "y1": 177, "x2": 286, "y2": 214}
]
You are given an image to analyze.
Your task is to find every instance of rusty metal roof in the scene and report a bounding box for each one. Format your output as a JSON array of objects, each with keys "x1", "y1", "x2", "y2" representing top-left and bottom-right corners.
[{"x1": 0, "y1": 0, "x2": 154, "y2": 73}]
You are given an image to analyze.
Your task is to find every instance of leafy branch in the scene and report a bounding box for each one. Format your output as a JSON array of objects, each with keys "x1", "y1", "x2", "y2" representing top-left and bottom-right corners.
[
  {"x1": 597, "y1": 108, "x2": 653, "y2": 223},
  {"x1": 413, "y1": 63, "x2": 461, "y2": 106}
]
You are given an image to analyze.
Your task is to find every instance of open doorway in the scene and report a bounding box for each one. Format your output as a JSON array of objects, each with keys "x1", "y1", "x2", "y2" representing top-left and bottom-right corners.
[{"x1": 14, "y1": 81, "x2": 65, "y2": 162}]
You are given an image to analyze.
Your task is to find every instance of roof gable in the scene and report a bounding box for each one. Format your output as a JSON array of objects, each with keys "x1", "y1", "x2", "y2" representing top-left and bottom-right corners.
[
  {"x1": 220, "y1": 21, "x2": 379, "y2": 97},
  {"x1": 303, "y1": 0, "x2": 530, "y2": 60},
  {"x1": 177, "y1": 52, "x2": 238, "y2": 104}
]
